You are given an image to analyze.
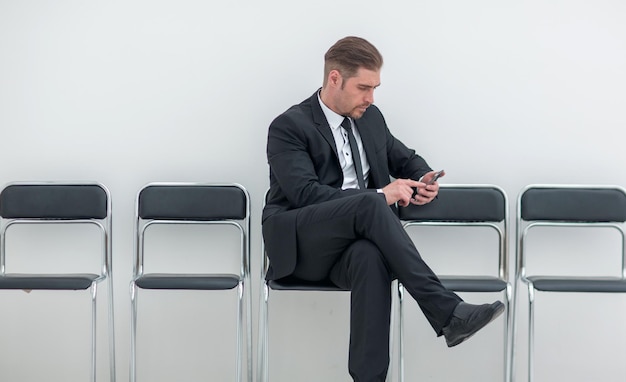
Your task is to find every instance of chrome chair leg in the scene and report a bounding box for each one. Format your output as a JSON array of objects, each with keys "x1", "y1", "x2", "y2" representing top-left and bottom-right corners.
[
  {"x1": 528, "y1": 283, "x2": 535, "y2": 382},
  {"x1": 245, "y1": 276, "x2": 252, "y2": 382},
  {"x1": 386, "y1": 281, "x2": 396, "y2": 382},
  {"x1": 257, "y1": 282, "x2": 269, "y2": 382},
  {"x1": 236, "y1": 282, "x2": 243, "y2": 382},
  {"x1": 505, "y1": 284, "x2": 514, "y2": 382},
  {"x1": 107, "y1": 277, "x2": 116, "y2": 381},
  {"x1": 397, "y1": 283, "x2": 405, "y2": 382},
  {"x1": 91, "y1": 282, "x2": 98, "y2": 382},
  {"x1": 130, "y1": 282, "x2": 138, "y2": 382}
]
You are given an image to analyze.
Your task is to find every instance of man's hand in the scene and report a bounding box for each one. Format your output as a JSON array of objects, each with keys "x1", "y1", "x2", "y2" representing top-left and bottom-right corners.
[
  {"x1": 380, "y1": 171, "x2": 443, "y2": 207},
  {"x1": 422, "y1": 169, "x2": 445, "y2": 186}
]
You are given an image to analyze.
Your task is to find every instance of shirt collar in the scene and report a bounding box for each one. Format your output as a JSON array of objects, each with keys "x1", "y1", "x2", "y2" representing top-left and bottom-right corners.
[{"x1": 317, "y1": 91, "x2": 345, "y2": 131}]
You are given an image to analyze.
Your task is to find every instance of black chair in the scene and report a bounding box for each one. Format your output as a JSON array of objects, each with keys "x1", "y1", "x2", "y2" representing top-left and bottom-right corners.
[
  {"x1": 397, "y1": 184, "x2": 512, "y2": 382},
  {"x1": 130, "y1": 183, "x2": 251, "y2": 382},
  {"x1": 515, "y1": 184, "x2": 626, "y2": 382},
  {"x1": 0, "y1": 182, "x2": 116, "y2": 382},
  {"x1": 257, "y1": 190, "x2": 398, "y2": 382}
]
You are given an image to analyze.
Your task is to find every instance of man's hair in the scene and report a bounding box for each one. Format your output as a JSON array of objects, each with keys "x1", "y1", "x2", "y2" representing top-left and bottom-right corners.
[{"x1": 323, "y1": 36, "x2": 383, "y2": 86}]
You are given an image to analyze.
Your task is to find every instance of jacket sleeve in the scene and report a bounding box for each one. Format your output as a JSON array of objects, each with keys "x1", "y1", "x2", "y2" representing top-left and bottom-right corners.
[
  {"x1": 387, "y1": 134, "x2": 432, "y2": 180},
  {"x1": 373, "y1": 109, "x2": 432, "y2": 181},
  {"x1": 267, "y1": 111, "x2": 374, "y2": 209}
]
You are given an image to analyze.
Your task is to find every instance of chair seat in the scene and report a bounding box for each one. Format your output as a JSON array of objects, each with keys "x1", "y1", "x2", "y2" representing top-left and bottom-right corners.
[
  {"x1": 268, "y1": 276, "x2": 349, "y2": 291},
  {"x1": 134, "y1": 273, "x2": 240, "y2": 290},
  {"x1": 526, "y1": 276, "x2": 626, "y2": 293},
  {"x1": 0, "y1": 273, "x2": 99, "y2": 290},
  {"x1": 439, "y1": 276, "x2": 508, "y2": 293}
]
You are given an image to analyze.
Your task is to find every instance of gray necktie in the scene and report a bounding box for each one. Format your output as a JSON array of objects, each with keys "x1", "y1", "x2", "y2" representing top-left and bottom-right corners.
[{"x1": 341, "y1": 117, "x2": 366, "y2": 189}]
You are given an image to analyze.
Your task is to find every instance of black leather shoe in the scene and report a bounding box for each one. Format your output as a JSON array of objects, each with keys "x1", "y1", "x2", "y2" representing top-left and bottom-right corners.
[{"x1": 442, "y1": 301, "x2": 505, "y2": 347}]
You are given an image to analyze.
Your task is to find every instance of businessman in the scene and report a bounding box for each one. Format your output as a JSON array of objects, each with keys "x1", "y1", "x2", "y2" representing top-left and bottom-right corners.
[{"x1": 262, "y1": 36, "x2": 504, "y2": 381}]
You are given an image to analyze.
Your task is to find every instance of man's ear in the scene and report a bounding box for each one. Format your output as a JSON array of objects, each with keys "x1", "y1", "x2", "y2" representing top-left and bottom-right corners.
[{"x1": 328, "y1": 69, "x2": 342, "y2": 88}]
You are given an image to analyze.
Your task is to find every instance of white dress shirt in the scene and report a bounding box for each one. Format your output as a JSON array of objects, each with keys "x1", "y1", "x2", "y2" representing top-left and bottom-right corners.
[{"x1": 318, "y1": 93, "x2": 371, "y2": 190}]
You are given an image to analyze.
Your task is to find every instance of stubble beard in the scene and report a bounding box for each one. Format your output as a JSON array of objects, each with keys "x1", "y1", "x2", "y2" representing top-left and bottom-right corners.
[{"x1": 349, "y1": 105, "x2": 369, "y2": 120}]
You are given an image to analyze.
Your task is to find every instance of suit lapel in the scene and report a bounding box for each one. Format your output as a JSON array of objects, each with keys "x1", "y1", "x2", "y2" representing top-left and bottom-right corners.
[
  {"x1": 309, "y1": 91, "x2": 382, "y2": 187},
  {"x1": 354, "y1": 118, "x2": 381, "y2": 188},
  {"x1": 310, "y1": 91, "x2": 339, "y2": 158}
]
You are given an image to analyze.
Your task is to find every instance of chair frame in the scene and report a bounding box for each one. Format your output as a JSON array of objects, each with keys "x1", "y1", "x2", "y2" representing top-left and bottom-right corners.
[
  {"x1": 257, "y1": 190, "x2": 397, "y2": 382},
  {"x1": 129, "y1": 182, "x2": 251, "y2": 382},
  {"x1": 397, "y1": 184, "x2": 512, "y2": 382},
  {"x1": 515, "y1": 184, "x2": 626, "y2": 382},
  {"x1": 0, "y1": 181, "x2": 116, "y2": 382}
]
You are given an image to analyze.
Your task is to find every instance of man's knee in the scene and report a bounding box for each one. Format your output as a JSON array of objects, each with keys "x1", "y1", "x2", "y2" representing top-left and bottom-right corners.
[
  {"x1": 346, "y1": 240, "x2": 390, "y2": 276},
  {"x1": 357, "y1": 191, "x2": 388, "y2": 207},
  {"x1": 330, "y1": 239, "x2": 391, "y2": 288},
  {"x1": 352, "y1": 192, "x2": 392, "y2": 218}
]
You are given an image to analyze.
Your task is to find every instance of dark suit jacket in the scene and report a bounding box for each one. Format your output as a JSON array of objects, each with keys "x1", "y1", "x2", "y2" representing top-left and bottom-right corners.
[{"x1": 262, "y1": 90, "x2": 432, "y2": 280}]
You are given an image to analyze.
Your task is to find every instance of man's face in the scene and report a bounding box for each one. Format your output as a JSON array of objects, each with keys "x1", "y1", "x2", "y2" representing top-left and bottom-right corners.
[{"x1": 334, "y1": 67, "x2": 380, "y2": 119}]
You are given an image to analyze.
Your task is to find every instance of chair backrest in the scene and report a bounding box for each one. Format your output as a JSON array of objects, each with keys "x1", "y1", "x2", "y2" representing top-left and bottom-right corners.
[
  {"x1": 398, "y1": 184, "x2": 508, "y2": 280},
  {"x1": 0, "y1": 182, "x2": 111, "y2": 275},
  {"x1": 134, "y1": 183, "x2": 250, "y2": 278},
  {"x1": 516, "y1": 184, "x2": 626, "y2": 279}
]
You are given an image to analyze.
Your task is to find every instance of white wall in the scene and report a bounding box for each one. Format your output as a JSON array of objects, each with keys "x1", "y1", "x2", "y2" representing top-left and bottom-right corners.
[{"x1": 1, "y1": 0, "x2": 625, "y2": 381}]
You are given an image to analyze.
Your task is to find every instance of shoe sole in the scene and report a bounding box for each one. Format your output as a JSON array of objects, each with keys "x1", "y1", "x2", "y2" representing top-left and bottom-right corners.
[{"x1": 447, "y1": 301, "x2": 505, "y2": 347}]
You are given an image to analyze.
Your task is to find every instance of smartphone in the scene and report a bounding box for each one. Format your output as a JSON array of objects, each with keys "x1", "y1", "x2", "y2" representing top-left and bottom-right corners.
[
  {"x1": 427, "y1": 169, "x2": 444, "y2": 185},
  {"x1": 412, "y1": 170, "x2": 445, "y2": 199}
]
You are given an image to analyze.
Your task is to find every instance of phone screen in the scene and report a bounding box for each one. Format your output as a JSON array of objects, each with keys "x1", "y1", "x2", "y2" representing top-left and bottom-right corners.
[{"x1": 427, "y1": 170, "x2": 444, "y2": 185}]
